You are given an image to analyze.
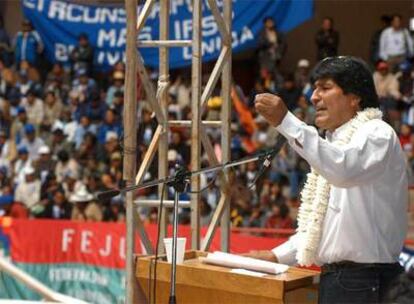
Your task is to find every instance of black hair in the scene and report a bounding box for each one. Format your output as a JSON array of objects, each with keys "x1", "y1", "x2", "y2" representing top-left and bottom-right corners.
[
  {"x1": 44, "y1": 90, "x2": 55, "y2": 98},
  {"x1": 263, "y1": 16, "x2": 274, "y2": 24},
  {"x1": 57, "y1": 150, "x2": 69, "y2": 162},
  {"x1": 310, "y1": 56, "x2": 379, "y2": 109},
  {"x1": 392, "y1": 14, "x2": 402, "y2": 20},
  {"x1": 323, "y1": 16, "x2": 334, "y2": 24},
  {"x1": 26, "y1": 88, "x2": 37, "y2": 97},
  {"x1": 114, "y1": 90, "x2": 124, "y2": 98},
  {"x1": 283, "y1": 73, "x2": 295, "y2": 82},
  {"x1": 278, "y1": 203, "x2": 290, "y2": 219},
  {"x1": 381, "y1": 14, "x2": 392, "y2": 25},
  {"x1": 78, "y1": 32, "x2": 89, "y2": 40}
]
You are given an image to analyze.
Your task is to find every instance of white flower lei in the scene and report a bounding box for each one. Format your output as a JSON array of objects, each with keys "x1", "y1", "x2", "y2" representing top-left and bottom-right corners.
[{"x1": 295, "y1": 107, "x2": 383, "y2": 266}]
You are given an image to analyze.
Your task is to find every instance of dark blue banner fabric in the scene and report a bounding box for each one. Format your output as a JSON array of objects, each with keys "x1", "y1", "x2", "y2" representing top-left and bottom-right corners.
[{"x1": 22, "y1": 0, "x2": 314, "y2": 70}]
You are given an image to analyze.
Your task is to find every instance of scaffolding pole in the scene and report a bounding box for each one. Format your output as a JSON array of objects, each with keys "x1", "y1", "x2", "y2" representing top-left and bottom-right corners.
[
  {"x1": 126, "y1": 0, "x2": 233, "y2": 301},
  {"x1": 124, "y1": 0, "x2": 138, "y2": 303}
]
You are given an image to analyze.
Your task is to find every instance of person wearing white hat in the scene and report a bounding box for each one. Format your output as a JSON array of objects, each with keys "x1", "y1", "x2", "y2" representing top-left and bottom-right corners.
[
  {"x1": 70, "y1": 186, "x2": 102, "y2": 222},
  {"x1": 295, "y1": 59, "x2": 311, "y2": 89},
  {"x1": 34, "y1": 145, "x2": 56, "y2": 183},
  {"x1": 14, "y1": 166, "x2": 41, "y2": 212},
  {"x1": 0, "y1": 130, "x2": 13, "y2": 173},
  {"x1": 106, "y1": 70, "x2": 125, "y2": 107}
]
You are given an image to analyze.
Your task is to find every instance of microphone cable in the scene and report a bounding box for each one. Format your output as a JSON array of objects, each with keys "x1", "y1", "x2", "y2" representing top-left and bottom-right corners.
[
  {"x1": 153, "y1": 181, "x2": 167, "y2": 304},
  {"x1": 148, "y1": 182, "x2": 167, "y2": 304}
]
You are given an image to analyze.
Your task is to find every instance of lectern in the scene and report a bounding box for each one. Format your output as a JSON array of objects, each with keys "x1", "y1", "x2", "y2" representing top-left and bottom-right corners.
[{"x1": 136, "y1": 251, "x2": 319, "y2": 304}]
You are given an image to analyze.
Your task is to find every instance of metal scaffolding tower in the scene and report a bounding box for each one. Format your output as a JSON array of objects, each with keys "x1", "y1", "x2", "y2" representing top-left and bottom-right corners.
[{"x1": 123, "y1": 1, "x2": 232, "y2": 302}]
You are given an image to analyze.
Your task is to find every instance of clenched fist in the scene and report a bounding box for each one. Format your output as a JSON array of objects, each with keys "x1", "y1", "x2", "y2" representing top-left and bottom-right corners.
[{"x1": 254, "y1": 93, "x2": 288, "y2": 127}]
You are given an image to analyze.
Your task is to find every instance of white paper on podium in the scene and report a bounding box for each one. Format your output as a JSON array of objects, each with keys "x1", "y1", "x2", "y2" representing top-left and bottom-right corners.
[
  {"x1": 200, "y1": 251, "x2": 289, "y2": 275},
  {"x1": 230, "y1": 268, "x2": 267, "y2": 277}
]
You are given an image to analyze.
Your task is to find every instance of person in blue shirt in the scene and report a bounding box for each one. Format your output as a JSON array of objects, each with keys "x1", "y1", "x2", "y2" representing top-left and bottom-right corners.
[
  {"x1": 13, "y1": 20, "x2": 44, "y2": 68},
  {"x1": 97, "y1": 109, "x2": 122, "y2": 145},
  {"x1": 0, "y1": 14, "x2": 12, "y2": 66}
]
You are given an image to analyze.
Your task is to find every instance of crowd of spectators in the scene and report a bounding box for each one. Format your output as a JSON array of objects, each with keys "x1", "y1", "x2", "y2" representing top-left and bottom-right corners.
[{"x1": 0, "y1": 13, "x2": 414, "y2": 233}]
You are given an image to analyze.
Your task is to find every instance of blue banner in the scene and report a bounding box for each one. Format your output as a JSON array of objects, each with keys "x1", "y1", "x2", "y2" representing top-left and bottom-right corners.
[{"x1": 22, "y1": 0, "x2": 314, "y2": 71}]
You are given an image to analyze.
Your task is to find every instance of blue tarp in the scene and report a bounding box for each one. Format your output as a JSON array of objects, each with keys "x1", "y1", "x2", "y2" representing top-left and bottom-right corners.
[{"x1": 22, "y1": 0, "x2": 314, "y2": 70}]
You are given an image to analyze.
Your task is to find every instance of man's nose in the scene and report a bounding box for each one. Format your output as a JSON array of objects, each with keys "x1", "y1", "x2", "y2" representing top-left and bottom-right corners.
[{"x1": 310, "y1": 89, "x2": 320, "y2": 106}]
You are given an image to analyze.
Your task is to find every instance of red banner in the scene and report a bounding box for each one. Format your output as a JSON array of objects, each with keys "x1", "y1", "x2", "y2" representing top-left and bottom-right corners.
[{"x1": 1, "y1": 218, "x2": 286, "y2": 269}]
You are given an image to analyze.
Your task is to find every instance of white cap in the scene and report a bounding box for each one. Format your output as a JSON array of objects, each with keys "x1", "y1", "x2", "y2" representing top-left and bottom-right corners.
[
  {"x1": 167, "y1": 149, "x2": 178, "y2": 162},
  {"x1": 64, "y1": 170, "x2": 78, "y2": 179},
  {"x1": 24, "y1": 166, "x2": 35, "y2": 175},
  {"x1": 297, "y1": 59, "x2": 310, "y2": 68},
  {"x1": 70, "y1": 187, "x2": 94, "y2": 203},
  {"x1": 38, "y1": 145, "x2": 51, "y2": 154},
  {"x1": 105, "y1": 131, "x2": 118, "y2": 142}
]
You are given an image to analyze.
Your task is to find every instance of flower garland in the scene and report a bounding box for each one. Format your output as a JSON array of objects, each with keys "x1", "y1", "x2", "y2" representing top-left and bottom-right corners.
[{"x1": 295, "y1": 107, "x2": 383, "y2": 266}]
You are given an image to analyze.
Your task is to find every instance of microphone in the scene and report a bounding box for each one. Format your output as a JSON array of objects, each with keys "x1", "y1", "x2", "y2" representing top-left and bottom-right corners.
[
  {"x1": 247, "y1": 135, "x2": 287, "y2": 188},
  {"x1": 262, "y1": 135, "x2": 287, "y2": 168},
  {"x1": 96, "y1": 189, "x2": 120, "y2": 201}
]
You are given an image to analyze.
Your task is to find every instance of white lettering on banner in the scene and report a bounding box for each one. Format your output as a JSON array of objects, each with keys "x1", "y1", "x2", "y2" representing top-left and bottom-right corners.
[
  {"x1": 240, "y1": 26, "x2": 254, "y2": 44},
  {"x1": 62, "y1": 229, "x2": 75, "y2": 252},
  {"x1": 148, "y1": 2, "x2": 161, "y2": 20},
  {"x1": 81, "y1": 6, "x2": 100, "y2": 24},
  {"x1": 47, "y1": 0, "x2": 126, "y2": 23},
  {"x1": 107, "y1": 51, "x2": 124, "y2": 65},
  {"x1": 67, "y1": 4, "x2": 83, "y2": 22},
  {"x1": 120, "y1": 275, "x2": 126, "y2": 289},
  {"x1": 81, "y1": 230, "x2": 93, "y2": 253},
  {"x1": 67, "y1": 289, "x2": 113, "y2": 304},
  {"x1": 175, "y1": 16, "x2": 223, "y2": 40},
  {"x1": 117, "y1": 29, "x2": 127, "y2": 47},
  {"x1": 48, "y1": 0, "x2": 66, "y2": 20},
  {"x1": 99, "y1": 235, "x2": 112, "y2": 257},
  {"x1": 23, "y1": 0, "x2": 35, "y2": 9},
  {"x1": 202, "y1": 15, "x2": 218, "y2": 36},
  {"x1": 174, "y1": 21, "x2": 182, "y2": 40},
  {"x1": 60, "y1": 229, "x2": 126, "y2": 259},
  {"x1": 100, "y1": 8, "x2": 122, "y2": 24},
  {"x1": 37, "y1": 0, "x2": 45, "y2": 11},
  {"x1": 170, "y1": 0, "x2": 185, "y2": 14},
  {"x1": 49, "y1": 268, "x2": 109, "y2": 286},
  {"x1": 97, "y1": 29, "x2": 127, "y2": 47},
  {"x1": 114, "y1": 8, "x2": 127, "y2": 23},
  {"x1": 138, "y1": 27, "x2": 153, "y2": 41},
  {"x1": 182, "y1": 27, "x2": 254, "y2": 60},
  {"x1": 182, "y1": 19, "x2": 193, "y2": 39},
  {"x1": 97, "y1": 51, "x2": 126, "y2": 66},
  {"x1": 139, "y1": 0, "x2": 229, "y2": 17},
  {"x1": 119, "y1": 237, "x2": 126, "y2": 259},
  {"x1": 97, "y1": 29, "x2": 116, "y2": 47},
  {"x1": 55, "y1": 43, "x2": 67, "y2": 61},
  {"x1": 55, "y1": 43, "x2": 74, "y2": 61}
]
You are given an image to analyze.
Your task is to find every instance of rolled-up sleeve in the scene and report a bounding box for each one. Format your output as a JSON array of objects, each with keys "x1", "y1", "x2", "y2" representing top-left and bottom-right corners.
[
  {"x1": 276, "y1": 112, "x2": 393, "y2": 188},
  {"x1": 271, "y1": 235, "x2": 298, "y2": 266}
]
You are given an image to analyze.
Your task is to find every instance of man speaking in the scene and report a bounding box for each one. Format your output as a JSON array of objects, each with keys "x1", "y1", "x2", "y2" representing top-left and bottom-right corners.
[{"x1": 250, "y1": 56, "x2": 408, "y2": 303}]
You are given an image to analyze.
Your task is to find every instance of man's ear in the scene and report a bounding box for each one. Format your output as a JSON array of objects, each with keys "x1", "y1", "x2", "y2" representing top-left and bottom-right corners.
[{"x1": 349, "y1": 94, "x2": 361, "y2": 110}]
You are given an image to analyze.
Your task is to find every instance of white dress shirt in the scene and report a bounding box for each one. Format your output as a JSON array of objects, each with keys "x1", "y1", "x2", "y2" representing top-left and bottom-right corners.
[
  {"x1": 379, "y1": 27, "x2": 414, "y2": 60},
  {"x1": 15, "y1": 179, "x2": 41, "y2": 209},
  {"x1": 272, "y1": 112, "x2": 408, "y2": 265}
]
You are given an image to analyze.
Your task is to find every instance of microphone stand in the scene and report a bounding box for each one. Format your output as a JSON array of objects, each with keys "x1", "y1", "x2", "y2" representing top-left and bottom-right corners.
[
  {"x1": 166, "y1": 166, "x2": 188, "y2": 304},
  {"x1": 96, "y1": 136, "x2": 286, "y2": 303},
  {"x1": 96, "y1": 137, "x2": 286, "y2": 201}
]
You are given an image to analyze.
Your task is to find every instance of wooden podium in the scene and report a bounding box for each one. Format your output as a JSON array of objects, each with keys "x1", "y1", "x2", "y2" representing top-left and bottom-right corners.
[{"x1": 136, "y1": 251, "x2": 319, "y2": 304}]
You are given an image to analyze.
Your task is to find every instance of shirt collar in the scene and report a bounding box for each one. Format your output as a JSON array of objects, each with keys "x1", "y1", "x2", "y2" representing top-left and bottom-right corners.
[{"x1": 326, "y1": 118, "x2": 354, "y2": 142}]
